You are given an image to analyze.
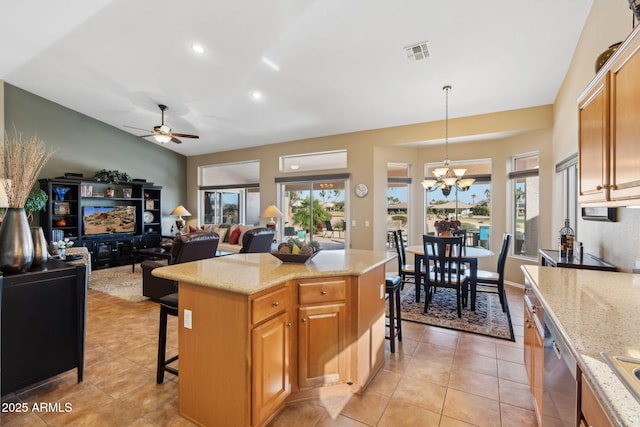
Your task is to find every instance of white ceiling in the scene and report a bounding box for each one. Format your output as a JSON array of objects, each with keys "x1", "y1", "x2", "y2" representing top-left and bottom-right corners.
[{"x1": 0, "y1": 0, "x2": 593, "y2": 157}]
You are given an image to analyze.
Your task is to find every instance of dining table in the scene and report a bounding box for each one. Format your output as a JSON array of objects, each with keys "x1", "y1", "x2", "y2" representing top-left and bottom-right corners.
[{"x1": 405, "y1": 244, "x2": 493, "y2": 311}]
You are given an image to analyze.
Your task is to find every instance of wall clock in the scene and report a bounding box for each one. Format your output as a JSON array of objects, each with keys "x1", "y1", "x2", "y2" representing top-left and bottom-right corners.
[{"x1": 354, "y1": 183, "x2": 369, "y2": 198}]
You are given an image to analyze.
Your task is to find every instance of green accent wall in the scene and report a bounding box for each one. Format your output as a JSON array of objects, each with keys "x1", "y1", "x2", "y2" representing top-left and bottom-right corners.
[{"x1": 3, "y1": 83, "x2": 186, "y2": 231}]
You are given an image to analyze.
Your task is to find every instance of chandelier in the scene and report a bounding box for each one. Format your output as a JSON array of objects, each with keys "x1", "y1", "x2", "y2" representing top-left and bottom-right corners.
[{"x1": 421, "y1": 85, "x2": 475, "y2": 197}]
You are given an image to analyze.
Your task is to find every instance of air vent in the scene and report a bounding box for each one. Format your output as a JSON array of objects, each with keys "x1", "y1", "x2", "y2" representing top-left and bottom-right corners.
[{"x1": 405, "y1": 41, "x2": 430, "y2": 61}]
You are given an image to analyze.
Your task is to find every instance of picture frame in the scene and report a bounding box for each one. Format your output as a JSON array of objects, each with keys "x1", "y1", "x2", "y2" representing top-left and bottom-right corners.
[
  {"x1": 80, "y1": 185, "x2": 93, "y2": 197},
  {"x1": 122, "y1": 187, "x2": 132, "y2": 198},
  {"x1": 145, "y1": 200, "x2": 154, "y2": 210},
  {"x1": 53, "y1": 201, "x2": 70, "y2": 215},
  {"x1": 581, "y1": 207, "x2": 617, "y2": 222}
]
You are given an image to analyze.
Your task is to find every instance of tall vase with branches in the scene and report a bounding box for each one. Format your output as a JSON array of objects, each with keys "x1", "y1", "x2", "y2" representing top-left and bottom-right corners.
[{"x1": 0, "y1": 128, "x2": 55, "y2": 273}]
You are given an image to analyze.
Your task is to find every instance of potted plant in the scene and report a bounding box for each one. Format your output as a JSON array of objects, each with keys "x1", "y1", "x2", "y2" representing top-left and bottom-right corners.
[
  {"x1": 94, "y1": 169, "x2": 131, "y2": 184},
  {"x1": 24, "y1": 188, "x2": 48, "y2": 224}
]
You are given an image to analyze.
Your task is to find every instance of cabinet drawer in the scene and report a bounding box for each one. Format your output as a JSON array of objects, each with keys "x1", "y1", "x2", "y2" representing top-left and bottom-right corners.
[
  {"x1": 252, "y1": 287, "x2": 290, "y2": 325},
  {"x1": 299, "y1": 280, "x2": 346, "y2": 305}
]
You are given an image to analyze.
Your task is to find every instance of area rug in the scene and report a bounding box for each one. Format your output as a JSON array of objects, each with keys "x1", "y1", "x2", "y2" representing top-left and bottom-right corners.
[
  {"x1": 397, "y1": 285, "x2": 515, "y2": 341},
  {"x1": 88, "y1": 264, "x2": 148, "y2": 302}
]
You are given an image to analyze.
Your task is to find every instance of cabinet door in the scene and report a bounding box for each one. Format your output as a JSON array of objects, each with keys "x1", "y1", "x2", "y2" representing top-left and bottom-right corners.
[
  {"x1": 298, "y1": 303, "x2": 347, "y2": 389},
  {"x1": 532, "y1": 322, "x2": 544, "y2": 426},
  {"x1": 610, "y1": 33, "x2": 640, "y2": 201},
  {"x1": 523, "y1": 296, "x2": 533, "y2": 385},
  {"x1": 252, "y1": 311, "x2": 291, "y2": 426},
  {"x1": 578, "y1": 72, "x2": 610, "y2": 203}
]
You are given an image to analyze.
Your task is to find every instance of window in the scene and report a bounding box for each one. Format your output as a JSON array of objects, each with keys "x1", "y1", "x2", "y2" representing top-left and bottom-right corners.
[
  {"x1": 424, "y1": 159, "x2": 492, "y2": 249},
  {"x1": 387, "y1": 163, "x2": 410, "y2": 247},
  {"x1": 510, "y1": 153, "x2": 539, "y2": 257},
  {"x1": 557, "y1": 154, "x2": 578, "y2": 236},
  {"x1": 280, "y1": 150, "x2": 347, "y2": 173},
  {"x1": 199, "y1": 161, "x2": 260, "y2": 225}
]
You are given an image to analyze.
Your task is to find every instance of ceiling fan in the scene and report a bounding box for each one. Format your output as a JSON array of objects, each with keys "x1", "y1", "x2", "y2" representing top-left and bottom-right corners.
[{"x1": 125, "y1": 104, "x2": 199, "y2": 144}]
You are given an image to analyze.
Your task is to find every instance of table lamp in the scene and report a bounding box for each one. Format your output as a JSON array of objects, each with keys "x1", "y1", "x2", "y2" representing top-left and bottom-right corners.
[
  {"x1": 170, "y1": 205, "x2": 192, "y2": 232},
  {"x1": 260, "y1": 204, "x2": 283, "y2": 230}
]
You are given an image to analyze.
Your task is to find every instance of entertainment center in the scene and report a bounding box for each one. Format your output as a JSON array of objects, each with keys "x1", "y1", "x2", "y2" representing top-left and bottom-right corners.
[{"x1": 39, "y1": 177, "x2": 163, "y2": 269}]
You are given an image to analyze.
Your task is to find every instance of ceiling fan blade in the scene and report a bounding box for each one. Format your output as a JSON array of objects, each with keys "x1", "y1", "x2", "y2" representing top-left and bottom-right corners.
[
  {"x1": 138, "y1": 134, "x2": 155, "y2": 138},
  {"x1": 124, "y1": 125, "x2": 152, "y2": 132},
  {"x1": 170, "y1": 136, "x2": 183, "y2": 144},
  {"x1": 172, "y1": 133, "x2": 199, "y2": 139}
]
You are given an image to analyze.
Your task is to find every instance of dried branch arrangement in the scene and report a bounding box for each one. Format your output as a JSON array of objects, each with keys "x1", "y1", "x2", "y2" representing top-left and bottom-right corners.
[{"x1": 2, "y1": 128, "x2": 56, "y2": 208}]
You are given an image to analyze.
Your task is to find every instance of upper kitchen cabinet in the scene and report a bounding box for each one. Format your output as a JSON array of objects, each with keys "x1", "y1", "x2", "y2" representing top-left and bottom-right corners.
[{"x1": 579, "y1": 25, "x2": 640, "y2": 206}]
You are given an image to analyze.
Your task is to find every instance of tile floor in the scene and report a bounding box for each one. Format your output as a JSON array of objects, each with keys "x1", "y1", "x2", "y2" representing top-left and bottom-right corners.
[{"x1": 0, "y1": 285, "x2": 535, "y2": 426}]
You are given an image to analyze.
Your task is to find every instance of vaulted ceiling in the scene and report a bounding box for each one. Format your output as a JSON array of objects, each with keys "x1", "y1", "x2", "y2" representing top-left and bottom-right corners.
[{"x1": 0, "y1": 0, "x2": 593, "y2": 156}]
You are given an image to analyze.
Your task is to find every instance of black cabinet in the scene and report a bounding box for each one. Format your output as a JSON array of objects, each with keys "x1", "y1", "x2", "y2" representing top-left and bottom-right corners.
[
  {"x1": 1, "y1": 260, "x2": 86, "y2": 395},
  {"x1": 83, "y1": 236, "x2": 136, "y2": 269}
]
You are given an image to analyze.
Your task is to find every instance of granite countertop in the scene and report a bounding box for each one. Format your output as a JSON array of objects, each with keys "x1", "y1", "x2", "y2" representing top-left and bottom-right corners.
[
  {"x1": 521, "y1": 265, "x2": 640, "y2": 426},
  {"x1": 152, "y1": 249, "x2": 395, "y2": 295}
]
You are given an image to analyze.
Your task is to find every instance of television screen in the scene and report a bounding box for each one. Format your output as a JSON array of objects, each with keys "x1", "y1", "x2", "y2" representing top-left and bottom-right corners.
[{"x1": 83, "y1": 206, "x2": 136, "y2": 235}]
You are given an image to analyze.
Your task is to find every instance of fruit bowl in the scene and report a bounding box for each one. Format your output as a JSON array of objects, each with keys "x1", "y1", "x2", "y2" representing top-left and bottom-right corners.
[{"x1": 270, "y1": 251, "x2": 320, "y2": 264}]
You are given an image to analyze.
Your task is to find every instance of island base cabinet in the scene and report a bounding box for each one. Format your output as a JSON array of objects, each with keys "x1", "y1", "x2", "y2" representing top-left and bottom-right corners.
[
  {"x1": 252, "y1": 311, "x2": 291, "y2": 427},
  {"x1": 298, "y1": 303, "x2": 347, "y2": 389},
  {"x1": 524, "y1": 289, "x2": 544, "y2": 426}
]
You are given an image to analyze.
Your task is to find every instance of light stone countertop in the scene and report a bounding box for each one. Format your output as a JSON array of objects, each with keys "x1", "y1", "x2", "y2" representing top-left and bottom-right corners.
[
  {"x1": 152, "y1": 249, "x2": 395, "y2": 295},
  {"x1": 521, "y1": 265, "x2": 640, "y2": 427}
]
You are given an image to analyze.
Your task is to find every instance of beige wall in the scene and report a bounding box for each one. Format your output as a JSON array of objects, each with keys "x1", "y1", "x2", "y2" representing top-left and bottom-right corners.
[{"x1": 552, "y1": 0, "x2": 640, "y2": 272}]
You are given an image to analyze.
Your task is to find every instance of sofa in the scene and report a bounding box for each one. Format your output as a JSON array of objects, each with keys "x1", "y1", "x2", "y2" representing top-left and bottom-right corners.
[{"x1": 199, "y1": 224, "x2": 269, "y2": 253}]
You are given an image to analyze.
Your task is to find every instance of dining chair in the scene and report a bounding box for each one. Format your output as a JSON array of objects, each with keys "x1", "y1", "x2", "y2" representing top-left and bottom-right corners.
[
  {"x1": 423, "y1": 234, "x2": 469, "y2": 317},
  {"x1": 454, "y1": 229, "x2": 467, "y2": 255},
  {"x1": 323, "y1": 220, "x2": 336, "y2": 238},
  {"x1": 392, "y1": 229, "x2": 415, "y2": 293},
  {"x1": 476, "y1": 233, "x2": 511, "y2": 312}
]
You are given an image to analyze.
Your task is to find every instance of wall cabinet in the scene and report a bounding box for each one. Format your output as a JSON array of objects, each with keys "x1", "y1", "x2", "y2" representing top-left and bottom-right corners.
[
  {"x1": 579, "y1": 25, "x2": 640, "y2": 205},
  {"x1": 39, "y1": 177, "x2": 162, "y2": 269},
  {"x1": 524, "y1": 288, "x2": 544, "y2": 426}
]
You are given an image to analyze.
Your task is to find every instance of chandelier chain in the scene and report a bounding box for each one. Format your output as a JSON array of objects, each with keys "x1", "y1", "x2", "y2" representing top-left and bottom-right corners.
[{"x1": 443, "y1": 84, "x2": 451, "y2": 162}]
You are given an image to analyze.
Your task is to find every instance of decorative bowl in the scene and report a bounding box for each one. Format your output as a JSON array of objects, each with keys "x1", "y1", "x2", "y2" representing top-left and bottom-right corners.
[{"x1": 270, "y1": 251, "x2": 320, "y2": 264}]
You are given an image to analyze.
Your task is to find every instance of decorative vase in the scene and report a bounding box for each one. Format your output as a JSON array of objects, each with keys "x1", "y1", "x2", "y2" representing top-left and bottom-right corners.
[
  {"x1": 58, "y1": 247, "x2": 67, "y2": 260},
  {"x1": 0, "y1": 208, "x2": 35, "y2": 273},
  {"x1": 595, "y1": 42, "x2": 622, "y2": 73},
  {"x1": 52, "y1": 186, "x2": 70, "y2": 201},
  {"x1": 439, "y1": 230, "x2": 453, "y2": 237},
  {"x1": 31, "y1": 226, "x2": 49, "y2": 266}
]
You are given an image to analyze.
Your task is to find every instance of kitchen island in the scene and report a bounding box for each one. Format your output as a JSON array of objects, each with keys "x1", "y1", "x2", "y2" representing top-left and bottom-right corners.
[
  {"x1": 153, "y1": 249, "x2": 394, "y2": 427},
  {"x1": 521, "y1": 265, "x2": 640, "y2": 426}
]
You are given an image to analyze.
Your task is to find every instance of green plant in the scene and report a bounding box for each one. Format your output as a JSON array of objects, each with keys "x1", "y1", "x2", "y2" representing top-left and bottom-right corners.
[
  {"x1": 94, "y1": 169, "x2": 130, "y2": 184},
  {"x1": 24, "y1": 188, "x2": 48, "y2": 223}
]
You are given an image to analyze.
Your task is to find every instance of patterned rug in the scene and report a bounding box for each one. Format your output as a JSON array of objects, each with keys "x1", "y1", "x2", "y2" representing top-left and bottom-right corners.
[
  {"x1": 396, "y1": 284, "x2": 515, "y2": 341},
  {"x1": 88, "y1": 264, "x2": 148, "y2": 302}
]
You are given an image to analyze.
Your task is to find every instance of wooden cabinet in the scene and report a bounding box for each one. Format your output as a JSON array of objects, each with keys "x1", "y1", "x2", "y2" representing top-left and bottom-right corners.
[
  {"x1": 39, "y1": 177, "x2": 162, "y2": 269},
  {"x1": 579, "y1": 25, "x2": 640, "y2": 205},
  {"x1": 581, "y1": 373, "x2": 614, "y2": 427},
  {"x1": 252, "y1": 293, "x2": 291, "y2": 427},
  {"x1": 1, "y1": 260, "x2": 86, "y2": 394},
  {"x1": 524, "y1": 288, "x2": 544, "y2": 425},
  {"x1": 297, "y1": 278, "x2": 348, "y2": 389}
]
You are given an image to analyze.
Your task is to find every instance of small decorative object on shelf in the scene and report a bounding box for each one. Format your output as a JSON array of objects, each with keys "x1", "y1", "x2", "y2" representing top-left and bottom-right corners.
[
  {"x1": 80, "y1": 185, "x2": 93, "y2": 197},
  {"x1": 94, "y1": 169, "x2": 131, "y2": 184},
  {"x1": 559, "y1": 218, "x2": 575, "y2": 259},
  {"x1": 105, "y1": 187, "x2": 115, "y2": 198},
  {"x1": 595, "y1": 42, "x2": 622, "y2": 73},
  {"x1": 52, "y1": 186, "x2": 70, "y2": 201},
  {"x1": 122, "y1": 187, "x2": 132, "y2": 198},
  {"x1": 52, "y1": 238, "x2": 74, "y2": 260}
]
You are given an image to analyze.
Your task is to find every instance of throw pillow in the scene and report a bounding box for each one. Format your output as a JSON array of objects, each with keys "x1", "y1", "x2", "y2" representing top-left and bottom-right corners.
[
  {"x1": 229, "y1": 226, "x2": 242, "y2": 245},
  {"x1": 189, "y1": 225, "x2": 197, "y2": 233},
  {"x1": 213, "y1": 227, "x2": 228, "y2": 243}
]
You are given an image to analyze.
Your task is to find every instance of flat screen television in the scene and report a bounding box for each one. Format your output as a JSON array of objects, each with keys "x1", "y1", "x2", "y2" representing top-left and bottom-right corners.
[{"x1": 83, "y1": 206, "x2": 136, "y2": 236}]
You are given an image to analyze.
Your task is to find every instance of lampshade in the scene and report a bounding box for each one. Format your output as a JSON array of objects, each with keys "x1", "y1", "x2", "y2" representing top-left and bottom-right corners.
[
  {"x1": 261, "y1": 204, "x2": 283, "y2": 219},
  {"x1": 170, "y1": 205, "x2": 192, "y2": 217}
]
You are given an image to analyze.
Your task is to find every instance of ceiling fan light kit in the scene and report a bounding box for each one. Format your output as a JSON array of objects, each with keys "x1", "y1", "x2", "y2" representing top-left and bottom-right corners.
[
  {"x1": 127, "y1": 104, "x2": 200, "y2": 145},
  {"x1": 421, "y1": 85, "x2": 475, "y2": 197}
]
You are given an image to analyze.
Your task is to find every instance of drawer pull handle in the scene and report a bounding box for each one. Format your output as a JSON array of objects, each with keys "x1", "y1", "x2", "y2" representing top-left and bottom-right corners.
[
  {"x1": 321, "y1": 290, "x2": 327, "y2": 295},
  {"x1": 286, "y1": 322, "x2": 292, "y2": 327},
  {"x1": 302, "y1": 318, "x2": 307, "y2": 323},
  {"x1": 272, "y1": 301, "x2": 279, "y2": 307}
]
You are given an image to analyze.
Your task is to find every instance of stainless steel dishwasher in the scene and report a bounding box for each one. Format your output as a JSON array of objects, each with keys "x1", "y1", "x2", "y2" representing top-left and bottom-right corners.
[{"x1": 543, "y1": 312, "x2": 579, "y2": 426}]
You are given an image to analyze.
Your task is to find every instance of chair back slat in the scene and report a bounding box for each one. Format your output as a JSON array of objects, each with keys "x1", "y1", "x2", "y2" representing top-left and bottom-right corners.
[
  {"x1": 496, "y1": 233, "x2": 512, "y2": 278},
  {"x1": 423, "y1": 234, "x2": 465, "y2": 287}
]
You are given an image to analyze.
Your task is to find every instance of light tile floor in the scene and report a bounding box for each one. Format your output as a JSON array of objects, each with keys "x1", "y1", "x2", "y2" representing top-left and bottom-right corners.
[{"x1": 0, "y1": 285, "x2": 535, "y2": 426}]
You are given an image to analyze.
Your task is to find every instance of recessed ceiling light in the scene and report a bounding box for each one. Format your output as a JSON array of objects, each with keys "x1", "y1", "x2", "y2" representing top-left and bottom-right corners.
[
  {"x1": 191, "y1": 44, "x2": 205, "y2": 54},
  {"x1": 290, "y1": 165, "x2": 300, "y2": 170},
  {"x1": 251, "y1": 91, "x2": 263, "y2": 100}
]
